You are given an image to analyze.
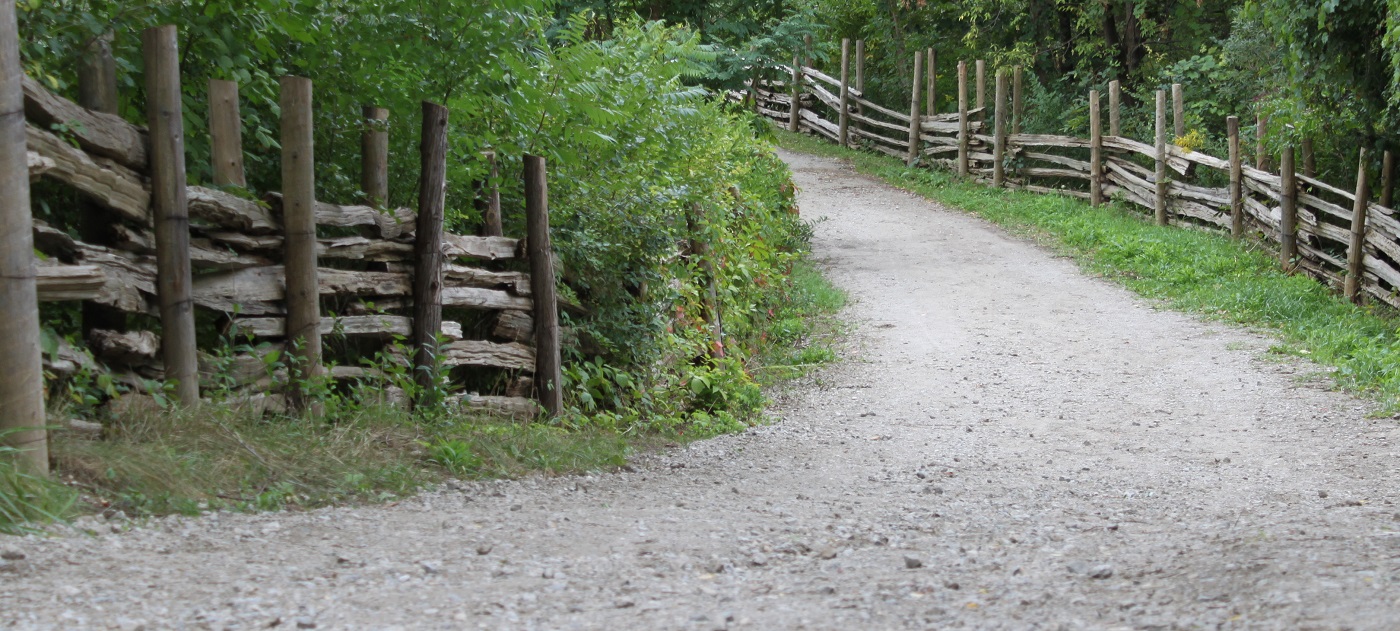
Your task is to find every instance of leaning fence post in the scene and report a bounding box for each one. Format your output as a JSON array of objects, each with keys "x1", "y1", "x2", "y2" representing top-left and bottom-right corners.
[
  {"x1": 478, "y1": 151, "x2": 503, "y2": 237},
  {"x1": 957, "y1": 61, "x2": 969, "y2": 177},
  {"x1": 209, "y1": 79, "x2": 245, "y2": 187},
  {"x1": 1171, "y1": 83, "x2": 1184, "y2": 139},
  {"x1": 1346, "y1": 147, "x2": 1371, "y2": 301},
  {"x1": 1012, "y1": 66, "x2": 1024, "y2": 135},
  {"x1": 1154, "y1": 89, "x2": 1168, "y2": 226},
  {"x1": 975, "y1": 59, "x2": 986, "y2": 111},
  {"x1": 1089, "y1": 89, "x2": 1102, "y2": 206},
  {"x1": 0, "y1": 0, "x2": 48, "y2": 473},
  {"x1": 524, "y1": 155, "x2": 563, "y2": 417},
  {"x1": 907, "y1": 51, "x2": 922, "y2": 166},
  {"x1": 361, "y1": 105, "x2": 389, "y2": 208},
  {"x1": 1227, "y1": 116, "x2": 1243, "y2": 240},
  {"x1": 1280, "y1": 145, "x2": 1297, "y2": 267},
  {"x1": 1108, "y1": 80, "x2": 1121, "y2": 137},
  {"x1": 992, "y1": 69, "x2": 1007, "y2": 187},
  {"x1": 1256, "y1": 114, "x2": 1270, "y2": 171},
  {"x1": 926, "y1": 48, "x2": 936, "y2": 117},
  {"x1": 838, "y1": 38, "x2": 850, "y2": 147},
  {"x1": 79, "y1": 33, "x2": 125, "y2": 339},
  {"x1": 854, "y1": 40, "x2": 865, "y2": 138},
  {"x1": 1302, "y1": 137, "x2": 1316, "y2": 178},
  {"x1": 1384, "y1": 150, "x2": 1395, "y2": 209},
  {"x1": 788, "y1": 56, "x2": 800, "y2": 133},
  {"x1": 144, "y1": 26, "x2": 199, "y2": 407},
  {"x1": 412, "y1": 102, "x2": 449, "y2": 405},
  {"x1": 280, "y1": 76, "x2": 321, "y2": 411}
]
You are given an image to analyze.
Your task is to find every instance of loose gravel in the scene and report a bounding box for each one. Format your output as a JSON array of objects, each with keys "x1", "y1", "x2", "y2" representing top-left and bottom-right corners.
[{"x1": 4, "y1": 149, "x2": 1400, "y2": 630}]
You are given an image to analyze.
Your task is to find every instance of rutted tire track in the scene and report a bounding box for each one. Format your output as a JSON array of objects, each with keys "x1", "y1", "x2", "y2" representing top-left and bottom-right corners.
[{"x1": 4, "y1": 149, "x2": 1399, "y2": 630}]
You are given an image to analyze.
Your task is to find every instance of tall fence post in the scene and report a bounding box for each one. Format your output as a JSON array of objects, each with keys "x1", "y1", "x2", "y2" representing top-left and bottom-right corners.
[
  {"x1": 1154, "y1": 89, "x2": 1168, "y2": 226},
  {"x1": 957, "y1": 61, "x2": 969, "y2": 177},
  {"x1": 926, "y1": 48, "x2": 936, "y2": 117},
  {"x1": 280, "y1": 76, "x2": 321, "y2": 411},
  {"x1": 854, "y1": 40, "x2": 865, "y2": 138},
  {"x1": 1089, "y1": 89, "x2": 1102, "y2": 206},
  {"x1": 1171, "y1": 83, "x2": 1184, "y2": 139},
  {"x1": 361, "y1": 106, "x2": 389, "y2": 208},
  {"x1": 79, "y1": 33, "x2": 125, "y2": 339},
  {"x1": 992, "y1": 69, "x2": 1007, "y2": 187},
  {"x1": 0, "y1": 0, "x2": 48, "y2": 473},
  {"x1": 803, "y1": 34, "x2": 813, "y2": 69},
  {"x1": 144, "y1": 26, "x2": 199, "y2": 407},
  {"x1": 1346, "y1": 147, "x2": 1370, "y2": 302},
  {"x1": 1108, "y1": 80, "x2": 1121, "y2": 137},
  {"x1": 975, "y1": 59, "x2": 986, "y2": 110},
  {"x1": 1012, "y1": 66, "x2": 1024, "y2": 135},
  {"x1": 906, "y1": 51, "x2": 922, "y2": 166},
  {"x1": 209, "y1": 79, "x2": 245, "y2": 187},
  {"x1": 788, "y1": 56, "x2": 800, "y2": 133},
  {"x1": 1227, "y1": 116, "x2": 1243, "y2": 240},
  {"x1": 1384, "y1": 150, "x2": 1395, "y2": 209},
  {"x1": 524, "y1": 155, "x2": 563, "y2": 417},
  {"x1": 1256, "y1": 114, "x2": 1269, "y2": 171},
  {"x1": 412, "y1": 102, "x2": 449, "y2": 404},
  {"x1": 1280, "y1": 145, "x2": 1298, "y2": 267},
  {"x1": 479, "y1": 151, "x2": 503, "y2": 237},
  {"x1": 838, "y1": 38, "x2": 850, "y2": 147}
]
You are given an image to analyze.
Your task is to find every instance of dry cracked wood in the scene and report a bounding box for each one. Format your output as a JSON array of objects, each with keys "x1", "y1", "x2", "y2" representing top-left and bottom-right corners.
[
  {"x1": 440, "y1": 340, "x2": 535, "y2": 370},
  {"x1": 27, "y1": 123, "x2": 149, "y2": 223},
  {"x1": 22, "y1": 74, "x2": 147, "y2": 170},
  {"x1": 232, "y1": 315, "x2": 463, "y2": 340},
  {"x1": 35, "y1": 262, "x2": 104, "y2": 301}
]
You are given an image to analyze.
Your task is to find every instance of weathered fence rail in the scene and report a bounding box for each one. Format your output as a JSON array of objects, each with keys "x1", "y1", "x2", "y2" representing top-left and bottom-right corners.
[
  {"x1": 3, "y1": 17, "x2": 563, "y2": 469},
  {"x1": 736, "y1": 39, "x2": 1400, "y2": 313}
]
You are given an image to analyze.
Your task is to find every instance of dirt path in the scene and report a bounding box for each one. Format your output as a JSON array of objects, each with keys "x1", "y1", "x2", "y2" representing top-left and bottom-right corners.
[{"x1": 6, "y1": 149, "x2": 1400, "y2": 630}]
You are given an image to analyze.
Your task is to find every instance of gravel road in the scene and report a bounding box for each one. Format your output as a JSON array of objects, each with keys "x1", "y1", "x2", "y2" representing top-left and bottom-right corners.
[{"x1": 6, "y1": 149, "x2": 1400, "y2": 630}]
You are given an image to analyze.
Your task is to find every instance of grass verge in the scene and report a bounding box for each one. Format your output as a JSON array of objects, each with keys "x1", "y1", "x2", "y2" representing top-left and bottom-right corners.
[{"x1": 777, "y1": 128, "x2": 1400, "y2": 412}]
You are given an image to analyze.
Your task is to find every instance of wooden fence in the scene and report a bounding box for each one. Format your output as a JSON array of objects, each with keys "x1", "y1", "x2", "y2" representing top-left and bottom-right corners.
[
  {"x1": 738, "y1": 40, "x2": 1400, "y2": 313},
  {"x1": 2, "y1": 21, "x2": 565, "y2": 470}
]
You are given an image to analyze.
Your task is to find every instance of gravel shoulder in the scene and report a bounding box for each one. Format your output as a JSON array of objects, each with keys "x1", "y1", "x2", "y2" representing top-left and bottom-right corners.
[{"x1": 5, "y1": 149, "x2": 1400, "y2": 630}]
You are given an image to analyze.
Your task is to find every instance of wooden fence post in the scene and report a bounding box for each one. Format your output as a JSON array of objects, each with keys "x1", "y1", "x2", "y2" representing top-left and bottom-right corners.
[
  {"x1": 1108, "y1": 80, "x2": 1121, "y2": 137},
  {"x1": 1089, "y1": 89, "x2": 1102, "y2": 206},
  {"x1": 1280, "y1": 145, "x2": 1297, "y2": 267},
  {"x1": 144, "y1": 26, "x2": 199, "y2": 407},
  {"x1": 957, "y1": 61, "x2": 969, "y2": 177},
  {"x1": 1346, "y1": 147, "x2": 1370, "y2": 301},
  {"x1": 1383, "y1": 150, "x2": 1395, "y2": 209},
  {"x1": 1227, "y1": 116, "x2": 1243, "y2": 240},
  {"x1": 479, "y1": 151, "x2": 503, "y2": 237},
  {"x1": 1256, "y1": 114, "x2": 1269, "y2": 171},
  {"x1": 975, "y1": 59, "x2": 986, "y2": 110},
  {"x1": 803, "y1": 34, "x2": 813, "y2": 69},
  {"x1": 747, "y1": 45, "x2": 759, "y2": 112},
  {"x1": 412, "y1": 101, "x2": 449, "y2": 404},
  {"x1": 0, "y1": 0, "x2": 48, "y2": 473},
  {"x1": 524, "y1": 155, "x2": 563, "y2": 417},
  {"x1": 992, "y1": 69, "x2": 1007, "y2": 187},
  {"x1": 926, "y1": 48, "x2": 936, "y2": 117},
  {"x1": 280, "y1": 76, "x2": 321, "y2": 411},
  {"x1": 838, "y1": 38, "x2": 850, "y2": 147},
  {"x1": 1154, "y1": 89, "x2": 1168, "y2": 226},
  {"x1": 788, "y1": 56, "x2": 800, "y2": 133},
  {"x1": 1012, "y1": 66, "x2": 1023, "y2": 135},
  {"x1": 1171, "y1": 83, "x2": 1184, "y2": 139},
  {"x1": 361, "y1": 106, "x2": 389, "y2": 208},
  {"x1": 907, "y1": 52, "x2": 922, "y2": 166},
  {"x1": 209, "y1": 80, "x2": 245, "y2": 187},
  {"x1": 78, "y1": 33, "x2": 125, "y2": 339},
  {"x1": 854, "y1": 40, "x2": 865, "y2": 137}
]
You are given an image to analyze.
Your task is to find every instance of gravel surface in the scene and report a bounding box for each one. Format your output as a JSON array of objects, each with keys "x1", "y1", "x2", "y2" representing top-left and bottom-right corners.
[{"x1": 6, "y1": 149, "x2": 1400, "y2": 630}]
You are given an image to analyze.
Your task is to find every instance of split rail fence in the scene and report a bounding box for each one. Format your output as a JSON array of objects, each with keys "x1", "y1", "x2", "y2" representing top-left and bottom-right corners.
[
  {"x1": 736, "y1": 40, "x2": 1400, "y2": 312},
  {"x1": 2, "y1": 22, "x2": 566, "y2": 470}
]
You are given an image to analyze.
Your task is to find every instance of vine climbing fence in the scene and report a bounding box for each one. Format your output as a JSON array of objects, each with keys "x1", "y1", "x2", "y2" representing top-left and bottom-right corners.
[{"x1": 735, "y1": 40, "x2": 1400, "y2": 314}]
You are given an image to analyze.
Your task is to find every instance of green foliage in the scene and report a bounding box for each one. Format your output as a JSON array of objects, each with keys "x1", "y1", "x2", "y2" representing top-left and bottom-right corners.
[
  {"x1": 0, "y1": 434, "x2": 78, "y2": 535},
  {"x1": 780, "y1": 128, "x2": 1400, "y2": 412}
]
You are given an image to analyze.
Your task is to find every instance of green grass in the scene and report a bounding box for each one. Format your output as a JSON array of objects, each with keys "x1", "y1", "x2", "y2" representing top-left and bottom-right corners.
[
  {"x1": 753, "y1": 259, "x2": 848, "y2": 383},
  {"x1": 777, "y1": 128, "x2": 1400, "y2": 412}
]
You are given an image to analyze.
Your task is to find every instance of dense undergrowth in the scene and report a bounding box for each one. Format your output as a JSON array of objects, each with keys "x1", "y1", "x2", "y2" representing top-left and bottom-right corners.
[
  {"x1": 3, "y1": 2, "x2": 848, "y2": 533},
  {"x1": 778, "y1": 129, "x2": 1400, "y2": 412}
]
